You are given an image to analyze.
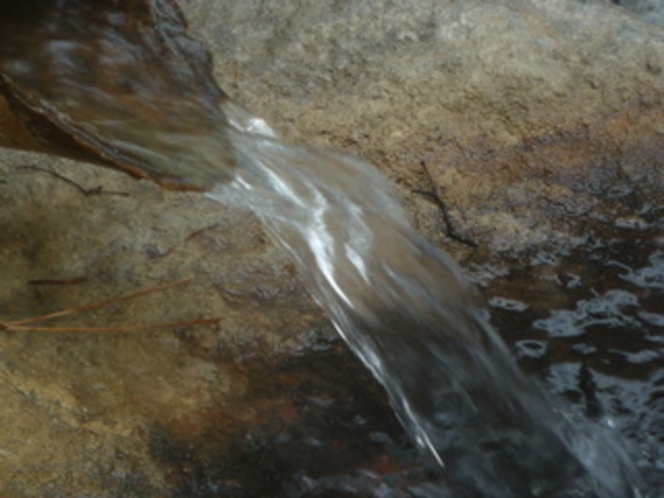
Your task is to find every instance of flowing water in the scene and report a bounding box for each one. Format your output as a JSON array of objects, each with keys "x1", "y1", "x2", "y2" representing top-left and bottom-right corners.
[
  {"x1": 0, "y1": 1, "x2": 661, "y2": 496},
  {"x1": 204, "y1": 105, "x2": 651, "y2": 498}
]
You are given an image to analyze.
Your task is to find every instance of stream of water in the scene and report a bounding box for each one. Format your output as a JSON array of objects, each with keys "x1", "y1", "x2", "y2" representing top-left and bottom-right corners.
[{"x1": 205, "y1": 104, "x2": 649, "y2": 498}]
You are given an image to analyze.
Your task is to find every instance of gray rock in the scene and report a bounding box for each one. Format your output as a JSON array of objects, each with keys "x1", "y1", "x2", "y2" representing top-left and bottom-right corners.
[{"x1": 612, "y1": 0, "x2": 664, "y2": 24}]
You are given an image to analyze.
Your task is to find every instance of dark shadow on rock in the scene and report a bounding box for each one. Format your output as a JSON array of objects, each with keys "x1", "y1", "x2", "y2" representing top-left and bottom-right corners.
[{"x1": 147, "y1": 345, "x2": 429, "y2": 498}]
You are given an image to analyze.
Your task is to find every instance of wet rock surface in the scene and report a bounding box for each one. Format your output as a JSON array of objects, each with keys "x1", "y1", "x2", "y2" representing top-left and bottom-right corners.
[
  {"x1": 0, "y1": 151, "x2": 345, "y2": 496},
  {"x1": 0, "y1": 0, "x2": 663, "y2": 496}
]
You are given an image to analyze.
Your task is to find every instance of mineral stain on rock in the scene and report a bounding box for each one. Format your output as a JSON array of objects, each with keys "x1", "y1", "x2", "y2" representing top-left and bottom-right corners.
[{"x1": 147, "y1": 347, "x2": 419, "y2": 498}]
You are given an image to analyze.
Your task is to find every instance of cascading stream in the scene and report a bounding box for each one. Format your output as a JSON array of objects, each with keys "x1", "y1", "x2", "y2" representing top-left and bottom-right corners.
[{"x1": 207, "y1": 108, "x2": 647, "y2": 497}]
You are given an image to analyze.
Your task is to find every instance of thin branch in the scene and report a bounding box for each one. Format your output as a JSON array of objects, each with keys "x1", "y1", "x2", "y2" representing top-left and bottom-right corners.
[
  {"x1": 7, "y1": 277, "x2": 193, "y2": 326},
  {"x1": 152, "y1": 223, "x2": 222, "y2": 259},
  {"x1": 3, "y1": 317, "x2": 222, "y2": 333},
  {"x1": 1, "y1": 277, "x2": 221, "y2": 334},
  {"x1": 413, "y1": 161, "x2": 478, "y2": 248},
  {"x1": 28, "y1": 277, "x2": 87, "y2": 286},
  {"x1": 17, "y1": 165, "x2": 129, "y2": 197},
  {"x1": 184, "y1": 223, "x2": 221, "y2": 244}
]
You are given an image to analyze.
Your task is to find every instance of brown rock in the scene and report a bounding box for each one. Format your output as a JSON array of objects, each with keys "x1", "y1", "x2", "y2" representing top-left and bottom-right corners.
[
  {"x1": 0, "y1": 0, "x2": 662, "y2": 496},
  {"x1": 183, "y1": 0, "x2": 664, "y2": 257}
]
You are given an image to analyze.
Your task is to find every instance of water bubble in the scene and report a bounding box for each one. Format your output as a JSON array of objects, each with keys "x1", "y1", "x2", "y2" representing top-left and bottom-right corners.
[
  {"x1": 516, "y1": 340, "x2": 548, "y2": 359},
  {"x1": 488, "y1": 296, "x2": 530, "y2": 312}
]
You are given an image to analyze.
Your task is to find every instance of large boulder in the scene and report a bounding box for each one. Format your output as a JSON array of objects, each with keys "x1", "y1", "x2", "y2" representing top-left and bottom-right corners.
[{"x1": 0, "y1": 0, "x2": 662, "y2": 495}]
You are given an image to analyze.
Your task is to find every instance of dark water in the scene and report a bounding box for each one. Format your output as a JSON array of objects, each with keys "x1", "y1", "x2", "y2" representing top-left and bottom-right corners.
[
  {"x1": 0, "y1": 1, "x2": 662, "y2": 497},
  {"x1": 192, "y1": 226, "x2": 664, "y2": 498},
  {"x1": 483, "y1": 231, "x2": 664, "y2": 495},
  {"x1": 157, "y1": 220, "x2": 664, "y2": 498}
]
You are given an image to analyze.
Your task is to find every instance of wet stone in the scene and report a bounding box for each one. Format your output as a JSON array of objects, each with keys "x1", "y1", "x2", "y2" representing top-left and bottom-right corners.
[{"x1": 0, "y1": 0, "x2": 663, "y2": 496}]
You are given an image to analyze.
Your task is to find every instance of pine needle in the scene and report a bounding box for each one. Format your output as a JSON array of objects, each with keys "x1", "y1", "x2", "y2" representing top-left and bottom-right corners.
[{"x1": 1, "y1": 277, "x2": 222, "y2": 333}]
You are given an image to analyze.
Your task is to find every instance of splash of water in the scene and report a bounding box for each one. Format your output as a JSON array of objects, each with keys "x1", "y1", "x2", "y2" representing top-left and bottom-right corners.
[{"x1": 208, "y1": 105, "x2": 647, "y2": 497}]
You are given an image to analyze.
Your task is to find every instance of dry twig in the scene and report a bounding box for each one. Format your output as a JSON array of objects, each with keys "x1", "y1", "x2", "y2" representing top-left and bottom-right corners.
[
  {"x1": 412, "y1": 160, "x2": 478, "y2": 248},
  {"x1": 18, "y1": 165, "x2": 129, "y2": 196},
  {"x1": 1, "y1": 278, "x2": 222, "y2": 333}
]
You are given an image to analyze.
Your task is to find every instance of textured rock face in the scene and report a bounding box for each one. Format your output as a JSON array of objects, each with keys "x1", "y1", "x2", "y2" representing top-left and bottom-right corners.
[
  {"x1": 614, "y1": 0, "x2": 664, "y2": 24},
  {"x1": 0, "y1": 0, "x2": 662, "y2": 496},
  {"x1": 184, "y1": 0, "x2": 664, "y2": 257},
  {"x1": 0, "y1": 151, "x2": 342, "y2": 496}
]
